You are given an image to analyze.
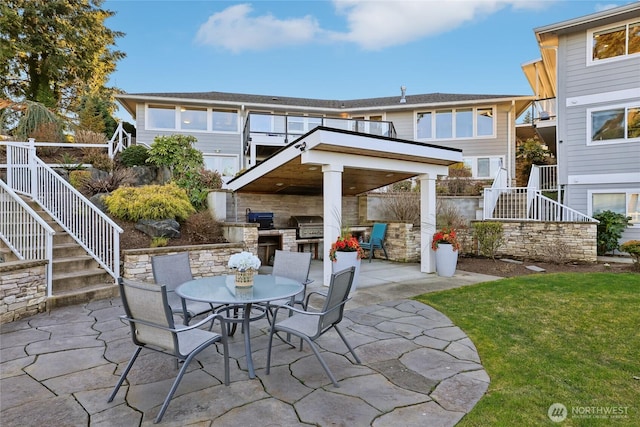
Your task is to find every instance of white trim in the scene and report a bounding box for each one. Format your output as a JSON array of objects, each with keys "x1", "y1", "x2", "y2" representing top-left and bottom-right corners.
[
  {"x1": 566, "y1": 88, "x2": 640, "y2": 107},
  {"x1": 568, "y1": 172, "x2": 640, "y2": 185},
  {"x1": 144, "y1": 103, "x2": 240, "y2": 134}
]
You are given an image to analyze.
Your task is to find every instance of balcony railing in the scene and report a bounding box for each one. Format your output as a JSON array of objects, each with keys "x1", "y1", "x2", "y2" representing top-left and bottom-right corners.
[
  {"x1": 243, "y1": 113, "x2": 396, "y2": 164},
  {"x1": 531, "y1": 97, "x2": 557, "y2": 123}
]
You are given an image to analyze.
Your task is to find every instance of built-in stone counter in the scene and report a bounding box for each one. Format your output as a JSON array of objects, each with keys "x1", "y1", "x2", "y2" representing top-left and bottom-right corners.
[{"x1": 257, "y1": 228, "x2": 297, "y2": 265}]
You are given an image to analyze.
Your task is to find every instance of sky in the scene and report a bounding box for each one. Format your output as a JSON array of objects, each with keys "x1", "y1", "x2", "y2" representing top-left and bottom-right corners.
[{"x1": 103, "y1": 0, "x2": 634, "y2": 122}]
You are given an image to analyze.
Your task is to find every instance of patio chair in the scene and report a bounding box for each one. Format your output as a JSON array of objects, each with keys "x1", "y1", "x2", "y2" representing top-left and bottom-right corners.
[
  {"x1": 108, "y1": 278, "x2": 229, "y2": 424},
  {"x1": 151, "y1": 252, "x2": 213, "y2": 325},
  {"x1": 265, "y1": 267, "x2": 361, "y2": 387},
  {"x1": 271, "y1": 249, "x2": 314, "y2": 307},
  {"x1": 360, "y1": 222, "x2": 389, "y2": 262}
]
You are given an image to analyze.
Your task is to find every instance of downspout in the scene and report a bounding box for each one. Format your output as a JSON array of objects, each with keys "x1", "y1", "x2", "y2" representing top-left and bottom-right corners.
[
  {"x1": 240, "y1": 104, "x2": 245, "y2": 169},
  {"x1": 508, "y1": 100, "x2": 514, "y2": 187}
]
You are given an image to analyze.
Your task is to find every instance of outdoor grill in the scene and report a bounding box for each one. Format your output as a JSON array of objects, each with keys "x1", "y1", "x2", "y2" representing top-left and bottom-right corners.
[
  {"x1": 289, "y1": 215, "x2": 324, "y2": 239},
  {"x1": 246, "y1": 209, "x2": 274, "y2": 230}
]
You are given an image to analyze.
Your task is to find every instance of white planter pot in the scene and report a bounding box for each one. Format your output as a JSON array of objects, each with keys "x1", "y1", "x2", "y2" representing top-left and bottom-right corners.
[
  {"x1": 332, "y1": 251, "x2": 361, "y2": 292},
  {"x1": 435, "y1": 243, "x2": 458, "y2": 277}
]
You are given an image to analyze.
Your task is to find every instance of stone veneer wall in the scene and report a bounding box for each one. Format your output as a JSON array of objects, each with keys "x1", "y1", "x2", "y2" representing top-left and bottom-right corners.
[
  {"x1": 462, "y1": 221, "x2": 597, "y2": 263},
  {"x1": 0, "y1": 260, "x2": 48, "y2": 324},
  {"x1": 383, "y1": 222, "x2": 421, "y2": 262},
  {"x1": 123, "y1": 242, "x2": 247, "y2": 283}
]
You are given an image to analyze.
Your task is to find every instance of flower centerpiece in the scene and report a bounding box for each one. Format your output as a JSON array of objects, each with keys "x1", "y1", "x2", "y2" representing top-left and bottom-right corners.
[
  {"x1": 228, "y1": 251, "x2": 261, "y2": 287},
  {"x1": 329, "y1": 234, "x2": 364, "y2": 261},
  {"x1": 431, "y1": 227, "x2": 461, "y2": 251}
]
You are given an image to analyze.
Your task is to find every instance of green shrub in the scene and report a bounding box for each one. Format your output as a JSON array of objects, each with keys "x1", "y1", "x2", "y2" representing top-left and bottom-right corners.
[
  {"x1": 104, "y1": 183, "x2": 195, "y2": 221},
  {"x1": 82, "y1": 168, "x2": 136, "y2": 196},
  {"x1": 473, "y1": 221, "x2": 505, "y2": 260},
  {"x1": 120, "y1": 145, "x2": 149, "y2": 167},
  {"x1": 147, "y1": 135, "x2": 203, "y2": 174},
  {"x1": 593, "y1": 210, "x2": 631, "y2": 255},
  {"x1": 174, "y1": 168, "x2": 223, "y2": 210},
  {"x1": 69, "y1": 170, "x2": 92, "y2": 189},
  {"x1": 619, "y1": 240, "x2": 640, "y2": 270},
  {"x1": 150, "y1": 236, "x2": 169, "y2": 248}
]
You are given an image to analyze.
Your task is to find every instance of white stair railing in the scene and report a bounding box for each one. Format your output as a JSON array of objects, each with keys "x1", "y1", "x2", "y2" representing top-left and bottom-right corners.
[
  {"x1": 483, "y1": 167, "x2": 508, "y2": 219},
  {"x1": 108, "y1": 121, "x2": 132, "y2": 158},
  {"x1": 484, "y1": 187, "x2": 596, "y2": 222},
  {"x1": 6, "y1": 141, "x2": 123, "y2": 280},
  {"x1": 0, "y1": 180, "x2": 56, "y2": 296}
]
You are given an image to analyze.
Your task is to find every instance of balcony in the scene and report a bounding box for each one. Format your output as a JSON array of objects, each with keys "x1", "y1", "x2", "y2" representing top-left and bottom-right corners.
[{"x1": 243, "y1": 113, "x2": 396, "y2": 166}]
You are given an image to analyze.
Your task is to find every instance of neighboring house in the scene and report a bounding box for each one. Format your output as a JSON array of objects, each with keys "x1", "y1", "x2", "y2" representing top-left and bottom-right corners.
[
  {"x1": 115, "y1": 91, "x2": 532, "y2": 184},
  {"x1": 522, "y1": 3, "x2": 640, "y2": 242}
]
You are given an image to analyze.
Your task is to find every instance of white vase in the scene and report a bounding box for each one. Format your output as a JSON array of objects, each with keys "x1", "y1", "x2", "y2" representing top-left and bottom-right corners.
[
  {"x1": 435, "y1": 243, "x2": 458, "y2": 277},
  {"x1": 332, "y1": 251, "x2": 361, "y2": 292}
]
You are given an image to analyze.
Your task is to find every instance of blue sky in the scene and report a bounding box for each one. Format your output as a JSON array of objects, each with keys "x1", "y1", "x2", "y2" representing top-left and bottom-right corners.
[{"x1": 104, "y1": 0, "x2": 632, "y2": 121}]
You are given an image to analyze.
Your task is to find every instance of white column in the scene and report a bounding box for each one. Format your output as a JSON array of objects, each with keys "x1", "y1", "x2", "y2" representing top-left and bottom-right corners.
[
  {"x1": 322, "y1": 164, "x2": 343, "y2": 286},
  {"x1": 419, "y1": 174, "x2": 437, "y2": 273}
]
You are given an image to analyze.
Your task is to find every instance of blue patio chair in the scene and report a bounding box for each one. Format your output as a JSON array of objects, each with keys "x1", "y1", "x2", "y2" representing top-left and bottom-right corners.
[{"x1": 360, "y1": 223, "x2": 389, "y2": 262}]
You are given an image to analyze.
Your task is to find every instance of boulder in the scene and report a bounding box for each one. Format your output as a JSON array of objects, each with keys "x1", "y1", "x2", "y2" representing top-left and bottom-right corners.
[{"x1": 135, "y1": 219, "x2": 181, "y2": 238}]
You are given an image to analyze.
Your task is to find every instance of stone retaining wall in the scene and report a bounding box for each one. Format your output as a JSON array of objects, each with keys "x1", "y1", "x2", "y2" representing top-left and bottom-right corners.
[
  {"x1": 462, "y1": 221, "x2": 597, "y2": 262},
  {"x1": 123, "y1": 242, "x2": 246, "y2": 283},
  {"x1": 0, "y1": 260, "x2": 48, "y2": 324}
]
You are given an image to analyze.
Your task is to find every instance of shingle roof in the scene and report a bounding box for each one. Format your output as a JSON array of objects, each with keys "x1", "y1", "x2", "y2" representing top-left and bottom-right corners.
[{"x1": 120, "y1": 90, "x2": 528, "y2": 109}]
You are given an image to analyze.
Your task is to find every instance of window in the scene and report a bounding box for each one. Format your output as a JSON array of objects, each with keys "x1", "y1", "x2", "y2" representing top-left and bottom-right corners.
[
  {"x1": 416, "y1": 107, "x2": 495, "y2": 139},
  {"x1": 180, "y1": 107, "x2": 207, "y2": 131},
  {"x1": 203, "y1": 154, "x2": 238, "y2": 182},
  {"x1": 589, "y1": 103, "x2": 640, "y2": 144},
  {"x1": 590, "y1": 19, "x2": 640, "y2": 63},
  {"x1": 212, "y1": 110, "x2": 237, "y2": 132},
  {"x1": 147, "y1": 105, "x2": 239, "y2": 132},
  {"x1": 417, "y1": 112, "x2": 432, "y2": 139},
  {"x1": 463, "y1": 156, "x2": 503, "y2": 178},
  {"x1": 591, "y1": 191, "x2": 640, "y2": 224},
  {"x1": 147, "y1": 105, "x2": 176, "y2": 129},
  {"x1": 435, "y1": 110, "x2": 453, "y2": 139}
]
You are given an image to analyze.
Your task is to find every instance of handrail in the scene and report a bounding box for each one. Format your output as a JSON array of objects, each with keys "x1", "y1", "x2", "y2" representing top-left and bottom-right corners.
[
  {"x1": 484, "y1": 187, "x2": 597, "y2": 222},
  {"x1": 483, "y1": 167, "x2": 508, "y2": 219},
  {"x1": 0, "y1": 179, "x2": 56, "y2": 296},
  {"x1": 5, "y1": 141, "x2": 123, "y2": 280},
  {"x1": 109, "y1": 121, "x2": 132, "y2": 158}
]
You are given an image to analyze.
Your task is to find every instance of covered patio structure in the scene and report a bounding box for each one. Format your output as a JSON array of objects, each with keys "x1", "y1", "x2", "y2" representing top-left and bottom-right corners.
[{"x1": 225, "y1": 127, "x2": 463, "y2": 285}]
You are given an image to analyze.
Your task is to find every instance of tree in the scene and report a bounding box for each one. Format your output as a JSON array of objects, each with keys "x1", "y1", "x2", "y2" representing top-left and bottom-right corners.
[{"x1": 0, "y1": 0, "x2": 125, "y2": 115}]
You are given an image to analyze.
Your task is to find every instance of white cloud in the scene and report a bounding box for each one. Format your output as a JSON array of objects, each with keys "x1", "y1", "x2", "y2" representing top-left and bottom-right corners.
[
  {"x1": 195, "y1": 3, "x2": 323, "y2": 53},
  {"x1": 196, "y1": 1, "x2": 552, "y2": 52}
]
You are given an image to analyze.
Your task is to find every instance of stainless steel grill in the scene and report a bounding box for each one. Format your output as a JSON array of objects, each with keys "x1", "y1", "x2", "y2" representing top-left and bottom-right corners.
[{"x1": 289, "y1": 215, "x2": 323, "y2": 239}]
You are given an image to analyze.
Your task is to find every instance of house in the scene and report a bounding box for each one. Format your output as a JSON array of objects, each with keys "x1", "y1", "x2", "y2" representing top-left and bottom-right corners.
[
  {"x1": 521, "y1": 2, "x2": 640, "y2": 243},
  {"x1": 115, "y1": 90, "x2": 532, "y2": 184}
]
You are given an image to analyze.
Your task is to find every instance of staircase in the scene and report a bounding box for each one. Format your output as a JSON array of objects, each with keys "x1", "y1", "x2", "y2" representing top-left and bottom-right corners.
[
  {"x1": 1, "y1": 198, "x2": 118, "y2": 308},
  {"x1": 492, "y1": 192, "x2": 529, "y2": 219}
]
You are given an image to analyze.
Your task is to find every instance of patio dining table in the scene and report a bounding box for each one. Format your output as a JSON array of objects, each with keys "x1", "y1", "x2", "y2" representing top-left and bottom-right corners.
[{"x1": 176, "y1": 274, "x2": 303, "y2": 378}]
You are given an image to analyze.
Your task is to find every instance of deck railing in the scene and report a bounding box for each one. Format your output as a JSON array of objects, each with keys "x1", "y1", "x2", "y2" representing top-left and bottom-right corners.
[
  {"x1": 0, "y1": 179, "x2": 56, "y2": 296},
  {"x1": 5, "y1": 141, "x2": 123, "y2": 281},
  {"x1": 484, "y1": 187, "x2": 596, "y2": 222},
  {"x1": 528, "y1": 164, "x2": 558, "y2": 192}
]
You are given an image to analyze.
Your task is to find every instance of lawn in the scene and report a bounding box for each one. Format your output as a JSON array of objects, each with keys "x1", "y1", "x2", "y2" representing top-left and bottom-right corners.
[{"x1": 415, "y1": 273, "x2": 640, "y2": 426}]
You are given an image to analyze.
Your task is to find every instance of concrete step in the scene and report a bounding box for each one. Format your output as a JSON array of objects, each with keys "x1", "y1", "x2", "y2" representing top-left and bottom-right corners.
[
  {"x1": 52, "y1": 255, "x2": 100, "y2": 274},
  {"x1": 53, "y1": 242, "x2": 90, "y2": 258},
  {"x1": 52, "y1": 268, "x2": 114, "y2": 292},
  {"x1": 47, "y1": 282, "x2": 120, "y2": 309}
]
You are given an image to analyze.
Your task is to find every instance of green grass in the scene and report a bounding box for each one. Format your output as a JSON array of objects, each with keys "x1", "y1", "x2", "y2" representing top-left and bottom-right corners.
[{"x1": 415, "y1": 273, "x2": 640, "y2": 426}]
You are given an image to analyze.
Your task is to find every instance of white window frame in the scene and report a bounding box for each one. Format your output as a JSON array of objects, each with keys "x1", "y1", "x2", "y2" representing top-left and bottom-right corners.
[
  {"x1": 586, "y1": 101, "x2": 640, "y2": 146},
  {"x1": 145, "y1": 104, "x2": 239, "y2": 134},
  {"x1": 587, "y1": 189, "x2": 640, "y2": 226},
  {"x1": 462, "y1": 155, "x2": 504, "y2": 179},
  {"x1": 415, "y1": 106, "x2": 496, "y2": 140},
  {"x1": 587, "y1": 17, "x2": 640, "y2": 66},
  {"x1": 203, "y1": 153, "x2": 239, "y2": 183}
]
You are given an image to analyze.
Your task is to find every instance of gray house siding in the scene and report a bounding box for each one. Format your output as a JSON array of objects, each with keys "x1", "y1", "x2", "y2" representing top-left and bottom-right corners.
[{"x1": 555, "y1": 17, "x2": 640, "y2": 240}]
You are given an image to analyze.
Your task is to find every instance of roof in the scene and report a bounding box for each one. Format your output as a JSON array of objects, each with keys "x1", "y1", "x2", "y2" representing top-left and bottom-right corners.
[
  {"x1": 116, "y1": 90, "x2": 533, "y2": 118},
  {"x1": 224, "y1": 126, "x2": 462, "y2": 196},
  {"x1": 534, "y1": 2, "x2": 640, "y2": 36}
]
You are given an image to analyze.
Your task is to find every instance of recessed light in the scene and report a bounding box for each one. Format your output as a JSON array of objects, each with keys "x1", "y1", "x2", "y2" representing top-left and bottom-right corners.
[
  {"x1": 308, "y1": 166, "x2": 318, "y2": 171},
  {"x1": 349, "y1": 186, "x2": 356, "y2": 190},
  {"x1": 275, "y1": 183, "x2": 284, "y2": 186},
  {"x1": 385, "y1": 173, "x2": 394, "y2": 177}
]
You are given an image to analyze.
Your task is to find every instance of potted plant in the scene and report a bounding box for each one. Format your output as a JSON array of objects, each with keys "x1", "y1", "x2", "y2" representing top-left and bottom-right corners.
[
  {"x1": 432, "y1": 227, "x2": 461, "y2": 277},
  {"x1": 329, "y1": 234, "x2": 364, "y2": 291},
  {"x1": 228, "y1": 251, "x2": 261, "y2": 287}
]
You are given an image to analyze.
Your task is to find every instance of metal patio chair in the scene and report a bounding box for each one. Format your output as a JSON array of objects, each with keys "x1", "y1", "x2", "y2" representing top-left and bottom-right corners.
[
  {"x1": 265, "y1": 267, "x2": 361, "y2": 387},
  {"x1": 360, "y1": 222, "x2": 389, "y2": 262},
  {"x1": 151, "y1": 252, "x2": 214, "y2": 325},
  {"x1": 108, "y1": 278, "x2": 229, "y2": 424},
  {"x1": 271, "y1": 249, "x2": 313, "y2": 307}
]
